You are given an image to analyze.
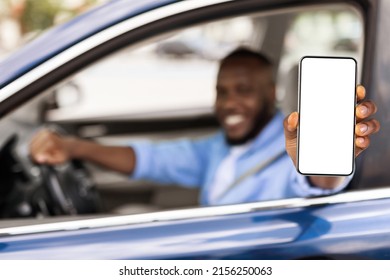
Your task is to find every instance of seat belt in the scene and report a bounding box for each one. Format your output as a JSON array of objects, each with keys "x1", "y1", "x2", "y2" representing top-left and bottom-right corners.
[{"x1": 216, "y1": 149, "x2": 287, "y2": 201}]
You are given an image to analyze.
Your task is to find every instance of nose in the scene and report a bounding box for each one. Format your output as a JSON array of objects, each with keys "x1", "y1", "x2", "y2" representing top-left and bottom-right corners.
[{"x1": 220, "y1": 92, "x2": 239, "y2": 111}]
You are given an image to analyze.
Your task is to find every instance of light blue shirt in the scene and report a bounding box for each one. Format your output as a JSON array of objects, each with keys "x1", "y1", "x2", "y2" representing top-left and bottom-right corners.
[{"x1": 131, "y1": 112, "x2": 350, "y2": 205}]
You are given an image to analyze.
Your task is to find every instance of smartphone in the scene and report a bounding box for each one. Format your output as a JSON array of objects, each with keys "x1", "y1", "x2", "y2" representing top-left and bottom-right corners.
[{"x1": 297, "y1": 56, "x2": 357, "y2": 176}]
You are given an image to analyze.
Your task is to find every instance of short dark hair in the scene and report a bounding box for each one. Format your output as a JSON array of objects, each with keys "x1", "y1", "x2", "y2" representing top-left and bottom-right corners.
[
  {"x1": 220, "y1": 47, "x2": 273, "y2": 68},
  {"x1": 219, "y1": 47, "x2": 274, "y2": 84}
]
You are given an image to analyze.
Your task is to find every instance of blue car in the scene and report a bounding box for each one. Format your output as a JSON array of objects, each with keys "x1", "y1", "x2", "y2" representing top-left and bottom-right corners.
[{"x1": 0, "y1": 0, "x2": 389, "y2": 259}]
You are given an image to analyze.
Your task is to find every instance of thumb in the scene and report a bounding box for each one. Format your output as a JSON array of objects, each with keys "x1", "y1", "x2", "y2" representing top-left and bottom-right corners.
[
  {"x1": 283, "y1": 112, "x2": 299, "y2": 167},
  {"x1": 283, "y1": 112, "x2": 299, "y2": 140},
  {"x1": 35, "y1": 154, "x2": 47, "y2": 164}
]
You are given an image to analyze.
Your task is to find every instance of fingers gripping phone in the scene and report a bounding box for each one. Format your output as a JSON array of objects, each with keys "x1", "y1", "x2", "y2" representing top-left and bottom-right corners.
[{"x1": 297, "y1": 56, "x2": 357, "y2": 176}]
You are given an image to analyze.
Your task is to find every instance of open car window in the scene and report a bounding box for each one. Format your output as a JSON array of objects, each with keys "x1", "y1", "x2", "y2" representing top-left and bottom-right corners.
[{"x1": 0, "y1": 3, "x2": 364, "y2": 225}]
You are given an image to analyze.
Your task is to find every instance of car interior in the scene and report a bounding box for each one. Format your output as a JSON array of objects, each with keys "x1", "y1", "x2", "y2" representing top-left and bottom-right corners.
[{"x1": 0, "y1": 4, "x2": 364, "y2": 225}]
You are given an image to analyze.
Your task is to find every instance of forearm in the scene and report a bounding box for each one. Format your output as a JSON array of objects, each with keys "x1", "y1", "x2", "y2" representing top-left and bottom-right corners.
[
  {"x1": 308, "y1": 176, "x2": 346, "y2": 190},
  {"x1": 66, "y1": 137, "x2": 136, "y2": 174}
]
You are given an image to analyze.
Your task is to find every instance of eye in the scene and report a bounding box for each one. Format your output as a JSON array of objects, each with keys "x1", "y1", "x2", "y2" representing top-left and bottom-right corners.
[{"x1": 237, "y1": 85, "x2": 252, "y2": 95}]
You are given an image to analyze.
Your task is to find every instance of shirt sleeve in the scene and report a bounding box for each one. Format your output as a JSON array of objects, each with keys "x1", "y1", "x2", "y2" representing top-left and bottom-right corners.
[
  {"x1": 290, "y1": 170, "x2": 353, "y2": 197},
  {"x1": 129, "y1": 136, "x2": 215, "y2": 188}
]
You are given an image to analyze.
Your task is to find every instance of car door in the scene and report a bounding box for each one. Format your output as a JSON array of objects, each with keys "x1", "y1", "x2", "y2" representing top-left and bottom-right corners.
[
  {"x1": 1, "y1": 0, "x2": 390, "y2": 260},
  {"x1": 2, "y1": 190, "x2": 390, "y2": 259}
]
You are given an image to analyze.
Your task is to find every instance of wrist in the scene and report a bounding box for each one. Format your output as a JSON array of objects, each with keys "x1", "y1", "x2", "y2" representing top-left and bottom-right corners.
[
  {"x1": 63, "y1": 136, "x2": 84, "y2": 159},
  {"x1": 308, "y1": 176, "x2": 345, "y2": 189}
]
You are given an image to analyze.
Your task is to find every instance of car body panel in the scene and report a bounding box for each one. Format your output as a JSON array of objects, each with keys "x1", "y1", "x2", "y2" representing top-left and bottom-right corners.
[{"x1": 1, "y1": 195, "x2": 390, "y2": 259}]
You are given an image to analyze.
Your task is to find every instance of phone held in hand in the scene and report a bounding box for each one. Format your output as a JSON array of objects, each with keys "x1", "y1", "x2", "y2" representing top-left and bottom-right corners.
[{"x1": 297, "y1": 56, "x2": 357, "y2": 176}]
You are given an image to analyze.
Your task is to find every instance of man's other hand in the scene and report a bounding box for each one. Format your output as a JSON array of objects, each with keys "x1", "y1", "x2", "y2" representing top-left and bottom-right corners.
[{"x1": 29, "y1": 130, "x2": 75, "y2": 165}]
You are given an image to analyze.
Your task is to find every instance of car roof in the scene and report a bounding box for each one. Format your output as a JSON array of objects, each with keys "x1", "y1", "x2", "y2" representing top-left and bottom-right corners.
[{"x1": 0, "y1": 0, "x2": 175, "y2": 89}]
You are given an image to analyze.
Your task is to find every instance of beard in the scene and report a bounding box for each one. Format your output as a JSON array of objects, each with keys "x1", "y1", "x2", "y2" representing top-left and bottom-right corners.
[{"x1": 225, "y1": 106, "x2": 275, "y2": 146}]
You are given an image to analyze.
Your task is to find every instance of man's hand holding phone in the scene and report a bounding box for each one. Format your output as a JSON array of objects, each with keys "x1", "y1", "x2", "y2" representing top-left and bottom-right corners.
[{"x1": 284, "y1": 85, "x2": 380, "y2": 188}]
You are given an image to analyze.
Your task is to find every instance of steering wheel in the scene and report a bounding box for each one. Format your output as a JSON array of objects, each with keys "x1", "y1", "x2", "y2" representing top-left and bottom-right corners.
[
  {"x1": 0, "y1": 133, "x2": 101, "y2": 217},
  {"x1": 36, "y1": 125, "x2": 102, "y2": 216},
  {"x1": 39, "y1": 160, "x2": 102, "y2": 215}
]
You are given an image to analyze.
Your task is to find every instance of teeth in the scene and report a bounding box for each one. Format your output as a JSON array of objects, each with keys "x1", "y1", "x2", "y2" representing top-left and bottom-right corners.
[{"x1": 225, "y1": 115, "x2": 244, "y2": 126}]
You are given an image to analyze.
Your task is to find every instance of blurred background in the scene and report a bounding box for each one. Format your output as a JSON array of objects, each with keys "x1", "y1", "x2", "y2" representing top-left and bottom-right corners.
[
  {"x1": 0, "y1": 0, "x2": 105, "y2": 60},
  {"x1": 0, "y1": 1, "x2": 362, "y2": 123}
]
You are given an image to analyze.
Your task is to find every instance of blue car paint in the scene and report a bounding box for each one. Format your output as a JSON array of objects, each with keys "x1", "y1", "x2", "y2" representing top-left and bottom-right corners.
[
  {"x1": 0, "y1": 0, "x2": 175, "y2": 89},
  {"x1": 1, "y1": 198, "x2": 390, "y2": 259}
]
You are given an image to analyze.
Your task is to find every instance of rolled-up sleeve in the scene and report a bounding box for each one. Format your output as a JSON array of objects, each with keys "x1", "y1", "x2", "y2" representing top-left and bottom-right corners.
[
  {"x1": 129, "y1": 136, "x2": 215, "y2": 188},
  {"x1": 131, "y1": 141, "x2": 154, "y2": 180}
]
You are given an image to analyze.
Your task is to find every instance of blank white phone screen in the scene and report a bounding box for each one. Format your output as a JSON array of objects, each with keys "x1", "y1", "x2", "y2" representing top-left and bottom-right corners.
[{"x1": 298, "y1": 57, "x2": 356, "y2": 175}]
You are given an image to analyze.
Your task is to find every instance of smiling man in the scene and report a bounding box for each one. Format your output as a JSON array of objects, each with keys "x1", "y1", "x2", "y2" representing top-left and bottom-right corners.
[{"x1": 29, "y1": 48, "x2": 380, "y2": 205}]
